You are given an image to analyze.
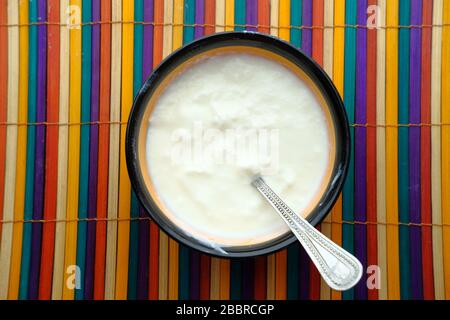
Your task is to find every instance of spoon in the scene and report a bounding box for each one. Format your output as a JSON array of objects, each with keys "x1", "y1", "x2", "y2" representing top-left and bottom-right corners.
[{"x1": 252, "y1": 176, "x2": 363, "y2": 291}]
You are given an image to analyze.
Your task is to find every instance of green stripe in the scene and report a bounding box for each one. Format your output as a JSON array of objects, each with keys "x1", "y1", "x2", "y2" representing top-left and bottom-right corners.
[
  {"x1": 234, "y1": 0, "x2": 246, "y2": 31},
  {"x1": 75, "y1": 0, "x2": 92, "y2": 300},
  {"x1": 178, "y1": 0, "x2": 195, "y2": 299},
  {"x1": 342, "y1": 0, "x2": 357, "y2": 300},
  {"x1": 287, "y1": 1, "x2": 302, "y2": 300},
  {"x1": 290, "y1": 0, "x2": 302, "y2": 48},
  {"x1": 398, "y1": 0, "x2": 411, "y2": 300},
  {"x1": 230, "y1": 260, "x2": 242, "y2": 300},
  {"x1": 183, "y1": 0, "x2": 195, "y2": 44},
  {"x1": 178, "y1": 244, "x2": 190, "y2": 299},
  {"x1": 287, "y1": 244, "x2": 300, "y2": 299},
  {"x1": 127, "y1": 0, "x2": 144, "y2": 300},
  {"x1": 19, "y1": 0, "x2": 38, "y2": 300}
]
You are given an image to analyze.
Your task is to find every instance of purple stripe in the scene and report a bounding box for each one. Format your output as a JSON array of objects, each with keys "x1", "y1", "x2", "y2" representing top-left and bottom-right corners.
[
  {"x1": 136, "y1": 0, "x2": 154, "y2": 299},
  {"x1": 240, "y1": 2, "x2": 258, "y2": 299},
  {"x1": 194, "y1": 0, "x2": 204, "y2": 39},
  {"x1": 188, "y1": 2, "x2": 205, "y2": 300},
  {"x1": 242, "y1": 258, "x2": 255, "y2": 299},
  {"x1": 354, "y1": 0, "x2": 368, "y2": 300},
  {"x1": 136, "y1": 209, "x2": 150, "y2": 299},
  {"x1": 29, "y1": 0, "x2": 47, "y2": 299},
  {"x1": 84, "y1": 0, "x2": 101, "y2": 300},
  {"x1": 190, "y1": 251, "x2": 200, "y2": 299},
  {"x1": 301, "y1": 0, "x2": 312, "y2": 56},
  {"x1": 142, "y1": 0, "x2": 154, "y2": 79},
  {"x1": 299, "y1": 0, "x2": 312, "y2": 300},
  {"x1": 298, "y1": 248, "x2": 309, "y2": 299},
  {"x1": 409, "y1": 0, "x2": 423, "y2": 300},
  {"x1": 246, "y1": 0, "x2": 257, "y2": 31}
]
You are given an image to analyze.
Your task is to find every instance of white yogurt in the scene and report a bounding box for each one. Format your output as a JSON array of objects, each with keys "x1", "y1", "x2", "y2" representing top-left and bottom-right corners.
[{"x1": 146, "y1": 52, "x2": 331, "y2": 248}]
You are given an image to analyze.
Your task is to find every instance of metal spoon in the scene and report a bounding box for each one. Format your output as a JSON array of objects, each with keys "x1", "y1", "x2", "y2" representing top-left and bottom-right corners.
[{"x1": 252, "y1": 176, "x2": 363, "y2": 291}]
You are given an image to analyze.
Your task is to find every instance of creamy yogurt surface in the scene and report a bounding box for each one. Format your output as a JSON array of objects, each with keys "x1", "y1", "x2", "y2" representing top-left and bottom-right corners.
[{"x1": 146, "y1": 52, "x2": 332, "y2": 247}]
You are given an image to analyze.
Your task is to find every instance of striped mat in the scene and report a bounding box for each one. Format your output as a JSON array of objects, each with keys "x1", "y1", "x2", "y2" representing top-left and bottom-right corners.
[{"x1": 0, "y1": 0, "x2": 449, "y2": 300}]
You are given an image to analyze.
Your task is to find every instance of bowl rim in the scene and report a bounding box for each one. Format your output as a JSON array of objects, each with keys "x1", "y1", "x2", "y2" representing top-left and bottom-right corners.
[{"x1": 126, "y1": 31, "x2": 350, "y2": 258}]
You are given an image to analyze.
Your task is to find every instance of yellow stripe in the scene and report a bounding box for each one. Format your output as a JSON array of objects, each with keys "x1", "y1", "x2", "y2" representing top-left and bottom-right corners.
[
  {"x1": 385, "y1": 0, "x2": 400, "y2": 300},
  {"x1": 63, "y1": 0, "x2": 82, "y2": 300},
  {"x1": 215, "y1": 0, "x2": 225, "y2": 32},
  {"x1": 278, "y1": 0, "x2": 289, "y2": 41},
  {"x1": 0, "y1": 0, "x2": 19, "y2": 299},
  {"x1": 331, "y1": 0, "x2": 345, "y2": 300},
  {"x1": 115, "y1": 0, "x2": 134, "y2": 299},
  {"x1": 225, "y1": 0, "x2": 234, "y2": 31},
  {"x1": 376, "y1": 0, "x2": 388, "y2": 300},
  {"x1": 163, "y1": 0, "x2": 173, "y2": 58},
  {"x1": 270, "y1": 0, "x2": 279, "y2": 37},
  {"x1": 266, "y1": 254, "x2": 275, "y2": 299},
  {"x1": 158, "y1": 232, "x2": 168, "y2": 299},
  {"x1": 431, "y1": 0, "x2": 445, "y2": 300},
  {"x1": 173, "y1": 0, "x2": 183, "y2": 50},
  {"x1": 275, "y1": 0, "x2": 290, "y2": 300},
  {"x1": 321, "y1": 0, "x2": 333, "y2": 301},
  {"x1": 105, "y1": 0, "x2": 122, "y2": 299},
  {"x1": 168, "y1": 0, "x2": 182, "y2": 300},
  {"x1": 8, "y1": 0, "x2": 29, "y2": 299},
  {"x1": 266, "y1": 0, "x2": 279, "y2": 300},
  {"x1": 210, "y1": 257, "x2": 220, "y2": 299},
  {"x1": 210, "y1": 1, "x2": 225, "y2": 301},
  {"x1": 441, "y1": 0, "x2": 450, "y2": 299},
  {"x1": 52, "y1": 0, "x2": 70, "y2": 299}
]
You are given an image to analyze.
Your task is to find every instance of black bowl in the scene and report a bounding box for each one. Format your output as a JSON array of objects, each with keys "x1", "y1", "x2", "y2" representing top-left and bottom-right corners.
[{"x1": 126, "y1": 31, "x2": 350, "y2": 258}]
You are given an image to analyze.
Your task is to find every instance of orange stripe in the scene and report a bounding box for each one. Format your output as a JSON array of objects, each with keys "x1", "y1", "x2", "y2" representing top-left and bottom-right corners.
[
  {"x1": 93, "y1": 0, "x2": 111, "y2": 300},
  {"x1": 257, "y1": 0, "x2": 270, "y2": 34},
  {"x1": 148, "y1": 0, "x2": 164, "y2": 300},
  {"x1": 309, "y1": 0, "x2": 324, "y2": 300},
  {"x1": 0, "y1": 0, "x2": 8, "y2": 242},
  {"x1": 219, "y1": 258, "x2": 230, "y2": 300},
  {"x1": 39, "y1": 0, "x2": 60, "y2": 299},
  {"x1": 254, "y1": 1, "x2": 269, "y2": 300}
]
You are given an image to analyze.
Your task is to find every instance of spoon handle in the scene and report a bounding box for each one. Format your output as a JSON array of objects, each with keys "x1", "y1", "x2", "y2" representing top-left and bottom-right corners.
[{"x1": 252, "y1": 177, "x2": 363, "y2": 291}]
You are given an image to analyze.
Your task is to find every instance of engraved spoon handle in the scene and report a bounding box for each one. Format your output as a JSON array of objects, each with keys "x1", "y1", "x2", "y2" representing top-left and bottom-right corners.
[{"x1": 252, "y1": 177, "x2": 363, "y2": 291}]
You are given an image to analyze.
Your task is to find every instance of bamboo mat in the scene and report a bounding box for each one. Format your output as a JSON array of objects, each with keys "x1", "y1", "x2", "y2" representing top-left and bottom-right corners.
[{"x1": 0, "y1": 0, "x2": 449, "y2": 300}]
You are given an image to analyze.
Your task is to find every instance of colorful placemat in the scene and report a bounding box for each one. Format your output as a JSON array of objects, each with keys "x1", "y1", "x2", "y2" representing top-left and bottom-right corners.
[{"x1": 0, "y1": 0, "x2": 449, "y2": 300}]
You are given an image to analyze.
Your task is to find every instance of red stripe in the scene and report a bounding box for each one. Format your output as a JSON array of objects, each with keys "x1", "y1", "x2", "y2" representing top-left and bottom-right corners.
[
  {"x1": 148, "y1": 0, "x2": 164, "y2": 300},
  {"x1": 257, "y1": 0, "x2": 270, "y2": 34},
  {"x1": 93, "y1": 0, "x2": 112, "y2": 300},
  {"x1": 366, "y1": 0, "x2": 378, "y2": 300},
  {"x1": 199, "y1": 255, "x2": 211, "y2": 300},
  {"x1": 149, "y1": 221, "x2": 159, "y2": 299},
  {"x1": 309, "y1": 0, "x2": 324, "y2": 300},
  {"x1": 0, "y1": 0, "x2": 8, "y2": 241},
  {"x1": 39, "y1": 0, "x2": 60, "y2": 299},
  {"x1": 204, "y1": 0, "x2": 215, "y2": 35},
  {"x1": 420, "y1": 0, "x2": 434, "y2": 300},
  {"x1": 254, "y1": 256, "x2": 267, "y2": 300}
]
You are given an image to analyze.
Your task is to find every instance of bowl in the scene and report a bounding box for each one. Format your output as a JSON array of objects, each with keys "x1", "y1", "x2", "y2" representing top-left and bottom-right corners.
[{"x1": 126, "y1": 32, "x2": 350, "y2": 258}]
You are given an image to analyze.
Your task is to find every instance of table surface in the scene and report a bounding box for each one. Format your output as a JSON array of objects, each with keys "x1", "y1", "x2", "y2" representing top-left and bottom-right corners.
[{"x1": 0, "y1": 0, "x2": 449, "y2": 300}]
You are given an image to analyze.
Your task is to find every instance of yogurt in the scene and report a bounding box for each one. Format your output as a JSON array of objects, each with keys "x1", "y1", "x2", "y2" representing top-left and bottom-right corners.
[{"x1": 146, "y1": 52, "x2": 332, "y2": 248}]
